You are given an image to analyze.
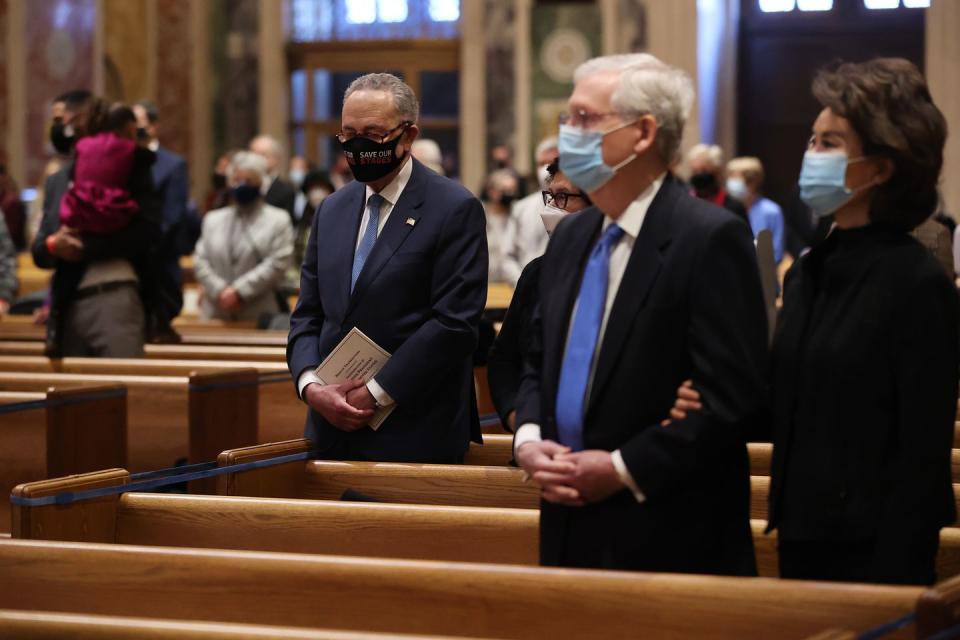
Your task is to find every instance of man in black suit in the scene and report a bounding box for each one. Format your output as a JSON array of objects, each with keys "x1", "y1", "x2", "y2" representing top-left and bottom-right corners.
[
  {"x1": 288, "y1": 73, "x2": 488, "y2": 463},
  {"x1": 134, "y1": 101, "x2": 195, "y2": 332},
  {"x1": 514, "y1": 53, "x2": 768, "y2": 575},
  {"x1": 250, "y1": 134, "x2": 297, "y2": 222}
]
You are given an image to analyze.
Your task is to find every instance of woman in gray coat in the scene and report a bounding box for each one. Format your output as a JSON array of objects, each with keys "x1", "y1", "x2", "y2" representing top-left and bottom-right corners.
[{"x1": 194, "y1": 151, "x2": 293, "y2": 321}]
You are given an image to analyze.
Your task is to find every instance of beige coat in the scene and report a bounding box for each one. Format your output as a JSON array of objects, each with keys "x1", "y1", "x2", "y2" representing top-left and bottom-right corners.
[{"x1": 193, "y1": 202, "x2": 293, "y2": 321}]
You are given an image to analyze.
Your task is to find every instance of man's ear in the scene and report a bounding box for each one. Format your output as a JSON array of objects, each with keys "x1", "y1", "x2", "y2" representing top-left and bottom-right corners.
[
  {"x1": 400, "y1": 124, "x2": 420, "y2": 157},
  {"x1": 632, "y1": 114, "x2": 658, "y2": 156}
]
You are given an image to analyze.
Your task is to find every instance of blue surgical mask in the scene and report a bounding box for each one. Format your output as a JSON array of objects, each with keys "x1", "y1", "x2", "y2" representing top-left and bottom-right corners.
[
  {"x1": 558, "y1": 122, "x2": 636, "y2": 194},
  {"x1": 726, "y1": 177, "x2": 748, "y2": 201},
  {"x1": 233, "y1": 184, "x2": 260, "y2": 206},
  {"x1": 799, "y1": 151, "x2": 867, "y2": 218}
]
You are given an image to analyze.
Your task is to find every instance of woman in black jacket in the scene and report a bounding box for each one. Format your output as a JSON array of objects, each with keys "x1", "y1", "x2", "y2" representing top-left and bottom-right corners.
[{"x1": 670, "y1": 58, "x2": 958, "y2": 585}]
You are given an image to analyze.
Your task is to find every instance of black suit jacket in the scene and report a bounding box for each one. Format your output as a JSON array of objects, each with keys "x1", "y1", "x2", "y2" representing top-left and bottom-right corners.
[
  {"x1": 265, "y1": 177, "x2": 297, "y2": 222},
  {"x1": 769, "y1": 225, "x2": 958, "y2": 582},
  {"x1": 488, "y1": 256, "x2": 541, "y2": 429},
  {"x1": 288, "y1": 159, "x2": 488, "y2": 462},
  {"x1": 516, "y1": 175, "x2": 768, "y2": 574}
]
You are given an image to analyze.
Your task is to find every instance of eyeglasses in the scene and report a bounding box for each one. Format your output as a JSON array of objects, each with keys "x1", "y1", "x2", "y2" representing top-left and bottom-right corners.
[
  {"x1": 559, "y1": 110, "x2": 621, "y2": 130},
  {"x1": 542, "y1": 190, "x2": 588, "y2": 209},
  {"x1": 336, "y1": 121, "x2": 411, "y2": 145}
]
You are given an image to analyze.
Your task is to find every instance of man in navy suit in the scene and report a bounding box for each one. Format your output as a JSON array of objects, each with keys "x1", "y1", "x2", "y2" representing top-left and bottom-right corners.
[
  {"x1": 514, "y1": 54, "x2": 768, "y2": 575},
  {"x1": 288, "y1": 73, "x2": 488, "y2": 463},
  {"x1": 134, "y1": 101, "x2": 195, "y2": 328}
]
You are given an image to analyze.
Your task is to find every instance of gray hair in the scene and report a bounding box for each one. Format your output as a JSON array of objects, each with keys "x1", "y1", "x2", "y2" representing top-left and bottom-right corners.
[
  {"x1": 228, "y1": 151, "x2": 268, "y2": 185},
  {"x1": 344, "y1": 73, "x2": 420, "y2": 123},
  {"x1": 574, "y1": 53, "x2": 695, "y2": 164},
  {"x1": 535, "y1": 135, "x2": 559, "y2": 157},
  {"x1": 687, "y1": 143, "x2": 724, "y2": 171}
]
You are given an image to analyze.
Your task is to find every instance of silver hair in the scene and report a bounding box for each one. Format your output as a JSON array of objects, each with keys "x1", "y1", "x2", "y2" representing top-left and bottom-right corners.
[
  {"x1": 574, "y1": 53, "x2": 695, "y2": 164},
  {"x1": 344, "y1": 73, "x2": 420, "y2": 123},
  {"x1": 687, "y1": 143, "x2": 725, "y2": 170},
  {"x1": 249, "y1": 134, "x2": 285, "y2": 163},
  {"x1": 535, "y1": 135, "x2": 559, "y2": 157},
  {"x1": 227, "y1": 151, "x2": 268, "y2": 185}
]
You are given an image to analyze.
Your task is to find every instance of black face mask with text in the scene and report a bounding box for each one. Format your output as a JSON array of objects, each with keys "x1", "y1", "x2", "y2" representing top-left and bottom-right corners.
[{"x1": 340, "y1": 126, "x2": 409, "y2": 183}]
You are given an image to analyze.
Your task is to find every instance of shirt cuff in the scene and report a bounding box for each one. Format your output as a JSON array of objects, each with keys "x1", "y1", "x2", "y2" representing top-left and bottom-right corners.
[
  {"x1": 297, "y1": 370, "x2": 322, "y2": 400},
  {"x1": 611, "y1": 449, "x2": 646, "y2": 503},
  {"x1": 366, "y1": 378, "x2": 394, "y2": 407},
  {"x1": 513, "y1": 423, "x2": 542, "y2": 456}
]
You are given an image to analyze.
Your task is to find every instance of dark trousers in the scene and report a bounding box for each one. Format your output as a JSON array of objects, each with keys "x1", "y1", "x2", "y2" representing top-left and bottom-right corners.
[
  {"x1": 313, "y1": 436, "x2": 465, "y2": 465},
  {"x1": 778, "y1": 534, "x2": 939, "y2": 586}
]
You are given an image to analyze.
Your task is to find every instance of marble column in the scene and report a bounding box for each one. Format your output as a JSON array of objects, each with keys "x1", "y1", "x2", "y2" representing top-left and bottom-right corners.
[
  {"x1": 484, "y1": 0, "x2": 516, "y2": 181},
  {"x1": 645, "y1": 0, "x2": 700, "y2": 156},
  {"x1": 258, "y1": 0, "x2": 287, "y2": 153},
  {"x1": 927, "y1": 0, "x2": 960, "y2": 219},
  {"x1": 156, "y1": 0, "x2": 193, "y2": 162},
  {"x1": 190, "y1": 0, "x2": 212, "y2": 204},
  {"x1": 460, "y1": 0, "x2": 486, "y2": 196},
  {"x1": 0, "y1": 0, "x2": 10, "y2": 169}
]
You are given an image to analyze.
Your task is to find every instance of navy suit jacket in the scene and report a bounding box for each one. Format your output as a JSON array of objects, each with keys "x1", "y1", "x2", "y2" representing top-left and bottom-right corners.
[
  {"x1": 288, "y1": 158, "x2": 488, "y2": 462},
  {"x1": 516, "y1": 175, "x2": 768, "y2": 575}
]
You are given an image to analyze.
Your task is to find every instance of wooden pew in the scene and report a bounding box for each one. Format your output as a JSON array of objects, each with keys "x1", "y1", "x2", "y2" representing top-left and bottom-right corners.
[
  {"x1": 0, "y1": 385, "x2": 126, "y2": 532},
  {"x1": 747, "y1": 442, "x2": 960, "y2": 483},
  {"x1": 12, "y1": 468, "x2": 960, "y2": 582},
  {"x1": 0, "y1": 610, "x2": 483, "y2": 640},
  {"x1": 0, "y1": 318, "x2": 288, "y2": 347},
  {"x1": 464, "y1": 434, "x2": 513, "y2": 466},
  {"x1": 0, "y1": 538, "x2": 933, "y2": 639},
  {"x1": 0, "y1": 356, "x2": 301, "y2": 446},
  {"x1": 0, "y1": 371, "x2": 258, "y2": 476},
  {"x1": 0, "y1": 340, "x2": 288, "y2": 362}
]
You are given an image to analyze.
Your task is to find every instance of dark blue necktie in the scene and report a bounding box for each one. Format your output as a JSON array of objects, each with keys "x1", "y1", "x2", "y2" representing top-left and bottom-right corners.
[
  {"x1": 555, "y1": 223, "x2": 625, "y2": 451},
  {"x1": 351, "y1": 194, "x2": 385, "y2": 291}
]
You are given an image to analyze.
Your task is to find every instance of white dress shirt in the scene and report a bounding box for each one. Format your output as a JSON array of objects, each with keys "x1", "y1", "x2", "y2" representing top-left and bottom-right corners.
[
  {"x1": 297, "y1": 157, "x2": 414, "y2": 408},
  {"x1": 514, "y1": 173, "x2": 666, "y2": 502}
]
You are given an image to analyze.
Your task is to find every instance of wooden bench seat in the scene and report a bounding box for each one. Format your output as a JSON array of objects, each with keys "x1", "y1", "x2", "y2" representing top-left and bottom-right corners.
[
  {"x1": 13, "y1": 469, "x2": 960, "y2": 580},
  {"x1": 0, "y1": 371, "x2": 258, "y2": 476},
  {"x1": 0, "y1": 385, "x2": 126, "y2": 532},
  {"x1": 0, "y1": 319, "x2": 288, "y2": 347},
  {"x1": 0, "y1": 537, "x2": 936, "y2": 639},
  {"x1": 0, "y1": 356, "x2": 302, "y2": 447},
  {"x1": 0, "y1": 340, "x2": 288, "y2": 362},
  {"x1": 0, "y1": 610, "x2": 484, "y2": 639}
]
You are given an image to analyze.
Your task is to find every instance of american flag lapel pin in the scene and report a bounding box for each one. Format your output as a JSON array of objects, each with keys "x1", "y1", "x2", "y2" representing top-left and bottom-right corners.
[{"x1": 406, "y1": 218, "x2": 416, "y2": 227}]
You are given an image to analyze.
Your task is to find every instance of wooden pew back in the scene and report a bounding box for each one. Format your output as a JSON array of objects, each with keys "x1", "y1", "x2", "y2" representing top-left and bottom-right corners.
[
  {"x1": 0, "y1": 538, "x2": 929, "y2": 639},
  {"x1": 0, "y1": 386, "x2": 126, "y2": 532},
  {"x1": 0, "y1": 610, "x2": 485, "y2": 639}
]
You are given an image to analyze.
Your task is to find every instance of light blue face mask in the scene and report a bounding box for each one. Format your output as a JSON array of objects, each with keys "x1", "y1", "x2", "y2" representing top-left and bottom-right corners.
[
  {"x1": 799, "y1": 151, "x2": 868, "y2": 218},
  {"x1": 558, "y1": 122, "x2": 637, "y2": 194}
]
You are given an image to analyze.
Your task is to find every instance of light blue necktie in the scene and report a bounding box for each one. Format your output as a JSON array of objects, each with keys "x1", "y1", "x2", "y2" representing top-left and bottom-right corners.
[
  {"x1": 351, "y1": 194, "x2": 385, "y2": 291},
  {"x1": 555, "y1": 223, "x2": 625, "y2": 451}
]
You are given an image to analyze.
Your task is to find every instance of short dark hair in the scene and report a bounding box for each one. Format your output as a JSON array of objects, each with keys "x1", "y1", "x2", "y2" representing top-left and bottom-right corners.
[
  {"x1": 135, "y1": 100, "x2": 160, "y2": 123},
  {"x1": 55, "y1": 89, "x2": 92, "y2": 108},
  {"x1": 106, "y1": 103, "x2": 136, "y2": 132},
  {"x1": 545, "y1": 159, "x2": 559, "y2": 181},
  {"x1": 812, "y1": 58, "x2": 947, "y2": 231}
]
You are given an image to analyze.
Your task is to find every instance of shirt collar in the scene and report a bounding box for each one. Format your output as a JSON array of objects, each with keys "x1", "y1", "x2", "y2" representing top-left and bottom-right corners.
[
  {"x1": 603, "y1": 172, "x2": 666, "y2": 239},
  {"x1": 365, "y1": 156, "x2": 413, "y2": 208},
  {"x1": 148, "y1": 140, "x2": 159, "y2": 152}
]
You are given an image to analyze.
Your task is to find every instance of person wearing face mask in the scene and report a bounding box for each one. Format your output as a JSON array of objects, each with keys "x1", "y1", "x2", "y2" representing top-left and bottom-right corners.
[
  {"x1": 133, "y1": 100, "x2": 195, "y2": 336},
  {"x1": 250, "y1": 135, "x2": 297, "y2": 224},
  {"x1": 482, "y1": 169, "x2": 521, "y2": 285},
  {"x1": 726, "y1": 156, "x2": 785, "y2": 264},
  {"x1": 686, "y1": 144, "x2": 748, "y2": 222},
  {"x1": 289, "y1": 72, "x2": 487, "y2": 464},
  {"x1": 512, "y1": 53, "x2": 768, "y2": 575},
  {"x1": 204, "y1": 152, "x2": 235, "y2": 214},
  {"x1": 193, "y1": 151, "x2": 293, "y2": 321},
  {"x1": 668, "y1": 58, "x2": 956, "y2": 586},
  {"x1": 502, "y1": 136, "x2": 559, "y2": 287},
  {"x1": 33, "y1": 91, "x2": 163, "y2": 358},
  {"x1": 288, "y1": 155, "x2": 311, "y2": 224},
  {"x1": 488, "y1": 160, "x2": 590, "y2": 432}
]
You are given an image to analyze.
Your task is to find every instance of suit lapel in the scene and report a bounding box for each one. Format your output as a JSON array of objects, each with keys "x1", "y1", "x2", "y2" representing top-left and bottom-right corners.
[
  {"x1": 544, "y1": 209, "x2": 603, "y2": 395},
  {"x1": 347, "y1": 160, "x2": 426, "y2": 315},
  {"x1": 585, "y1": 179, "x2": 679, "y2": 412}
]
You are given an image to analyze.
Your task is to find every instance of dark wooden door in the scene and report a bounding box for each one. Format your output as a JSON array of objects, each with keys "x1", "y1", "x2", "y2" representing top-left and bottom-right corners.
[{"x1": 737, "y1": 1, "x2": 925, "y2": 209}]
